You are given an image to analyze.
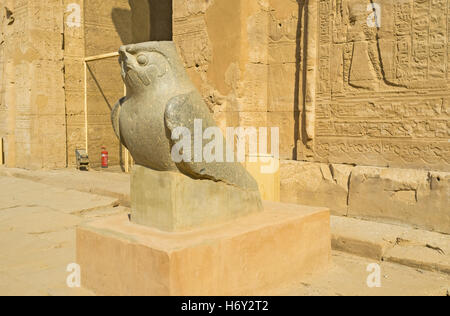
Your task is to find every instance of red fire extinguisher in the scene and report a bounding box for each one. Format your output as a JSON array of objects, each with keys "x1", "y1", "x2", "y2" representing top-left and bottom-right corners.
[{"x1": 101, "y1": 146, "x2": 108, "y2": 169}]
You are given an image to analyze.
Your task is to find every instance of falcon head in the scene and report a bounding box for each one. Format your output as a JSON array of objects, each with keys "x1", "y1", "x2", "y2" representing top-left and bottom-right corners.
[{"x1": 118, "y1": 42, "x2": 175, "y2": 92}]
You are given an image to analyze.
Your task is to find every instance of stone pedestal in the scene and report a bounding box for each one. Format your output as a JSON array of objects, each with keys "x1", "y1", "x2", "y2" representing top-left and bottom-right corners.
[
  {"x1": 76, "y1": 202, "x2": 331, "y2": 296},
  {"x1": 131, "y1": 165, "x2": 262, "y2": 232},
  {"x1": 245, "y1": 154, "x2": 281, "y2": 202}
]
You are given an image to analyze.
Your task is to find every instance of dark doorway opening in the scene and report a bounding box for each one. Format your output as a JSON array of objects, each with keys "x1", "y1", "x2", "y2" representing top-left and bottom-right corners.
[
  {"x1": 129, "y1": 0, "x2": 173, "y2": 43},
  {"x1": 148, "y1": 0, "x2": 173, "y2": 41}
]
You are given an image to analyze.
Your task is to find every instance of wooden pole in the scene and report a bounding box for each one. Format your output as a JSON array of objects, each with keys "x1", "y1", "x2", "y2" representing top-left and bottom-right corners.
[
  {"x1": 0, "y1": 137, "x2": 3, "y2": 165},
  {"x1": 84, "y1": 52, "x2": 119, "y2": 63},
  {"x1": 82, "y1": 52, "x2": 122, "y2": 168},
  {"x1": 83, "y1": 61, "x2": 89, "y2": 155},
  {"x1": 124, "y1": 148, "x2": 129, "y2": 173}
]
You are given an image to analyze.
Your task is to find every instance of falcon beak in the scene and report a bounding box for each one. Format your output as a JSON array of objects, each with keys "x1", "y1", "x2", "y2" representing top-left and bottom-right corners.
[{"x1": 119, "y1": 47, "x2": 134, "y2": 71}]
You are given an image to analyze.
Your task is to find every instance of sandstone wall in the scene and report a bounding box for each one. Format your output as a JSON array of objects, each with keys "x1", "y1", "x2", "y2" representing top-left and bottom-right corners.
[
  {"x1": 172, "y1": 0, "x2": 449, "y2": 233},
  {"x1": 173, "y1": 0, "x2": 270, "y2": 140},
  {"x1": 281, "y1": 161, "x2": 450, "y2": 234},
  {"x1": 310, "y1": 0, "x2": 449, "y2": 172},
  {"x1": 0, "y1": 0, "x2": 66, "y2": 169},
  {"x1": 173, "y1": 0, "x2": 449, "y2": 170},
  {"x1": 64, "y1": 0, "x2": 86, "y2": 167},
  {"x1": 288, "y1": 0, "x2": 449, "y2": 231},
  {"x1": 267, "y1": 0, "x2": 303, "y2": 159},
  {"x1": 172, "y1": 0, "x2": 307, "y2": 160},
  {"x1": 0, "y1": 3, "x2": 10, "y2": 161}
]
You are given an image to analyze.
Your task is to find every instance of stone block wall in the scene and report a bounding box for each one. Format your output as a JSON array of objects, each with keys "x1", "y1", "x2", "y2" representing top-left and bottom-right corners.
[
  {"x1": 172, "y1": 0, "x2": 306, "y2": 159},
  {"x1": 172, "y1": 0, "x2": 450, "y2": 233},
  {"x1": 0, "y1": 0, "x2": 66, "y2": 169},
  {"x1": 310, "y1": 0, "x2": 449, "y2": 172},
  {"x1": 173, "y1": 0, "x2": 270, "y2": 138},
  {"x1": 281, "y1": 161, "x2": 449, "y2": 234}
]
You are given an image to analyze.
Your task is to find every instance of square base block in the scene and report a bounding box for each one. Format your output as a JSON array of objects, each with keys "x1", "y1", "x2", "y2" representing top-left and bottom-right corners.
[
  {"x1": 131, "y1": 165, "x2": 263, "y2": 232},
  {"x1": 76, "y1": 201, "x2": 331, "y2": 296}
]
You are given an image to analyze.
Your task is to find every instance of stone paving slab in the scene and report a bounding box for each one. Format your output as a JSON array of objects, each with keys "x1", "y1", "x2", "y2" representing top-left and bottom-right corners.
[
  {"x1": 0, "y1": 176, "x2": 119, "y2": 214},
  {"x1": 0, "y1": 206, "x2": 83, "y2": 234},
  {"x1": 0, "y1": 167, "x2": 130, "y2": 206},
  {"x1": 268, "y1": 252, "x2": 450, "y2": 296},
  {"x1": 332, "y1": 216, "x2": 450, "y2": 275},
  {"x1": 0, "y1": 271, "x2": 45, "y2": 296},
  {"x1": 0, "y1": 227, "x2": 76, "y2": 296},
  {"x1": 0, "y1": 173, "x2": 127, "y2": 296}
]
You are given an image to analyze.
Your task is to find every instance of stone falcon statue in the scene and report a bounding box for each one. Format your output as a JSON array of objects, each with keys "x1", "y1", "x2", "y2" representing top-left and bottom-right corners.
[{"x1": 111, "y1": 42, "x2": 262, "y2": 197}]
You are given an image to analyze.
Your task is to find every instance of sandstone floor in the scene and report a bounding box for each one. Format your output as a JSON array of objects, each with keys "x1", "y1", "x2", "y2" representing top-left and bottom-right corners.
[{"x1": 0, "y1": 167, "x2": 448, "y2": 296}]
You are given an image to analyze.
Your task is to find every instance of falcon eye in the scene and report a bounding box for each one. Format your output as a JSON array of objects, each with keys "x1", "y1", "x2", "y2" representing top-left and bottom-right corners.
[{"x1": 136, "y1": 54, "x2": 148, "y2": 65}]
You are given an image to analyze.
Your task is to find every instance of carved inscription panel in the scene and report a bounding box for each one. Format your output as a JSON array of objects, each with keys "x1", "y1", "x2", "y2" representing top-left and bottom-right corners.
[{"x1": 315, "y1": 0, "x2": 450, "y2": 171}]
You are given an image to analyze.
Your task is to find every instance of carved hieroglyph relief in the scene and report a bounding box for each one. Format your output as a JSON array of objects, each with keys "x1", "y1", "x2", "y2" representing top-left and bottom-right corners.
[
  {"x1": 314, "y1": 0, "x2": 450, "y2": 171},
  {"x1": 173, "y1": 0, "x2": 270, "y2": 137}
]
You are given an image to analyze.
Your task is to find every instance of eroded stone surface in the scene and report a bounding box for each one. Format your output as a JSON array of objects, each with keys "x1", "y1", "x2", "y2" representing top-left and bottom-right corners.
[
  {"x1": 281, "y1": 161, "x2": 450, "y2": 233},
  {"x1": 331, "y1": 215, "x2": 450, "y2": 275},
  {"x1": 348, "y1": 166, "x2": 450, "y2": 234},
  {"x1": 280, "y1": 161, "x2": 352, "y2": 216}
]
